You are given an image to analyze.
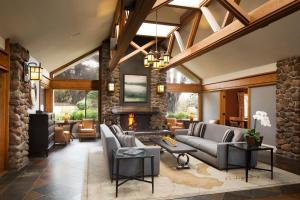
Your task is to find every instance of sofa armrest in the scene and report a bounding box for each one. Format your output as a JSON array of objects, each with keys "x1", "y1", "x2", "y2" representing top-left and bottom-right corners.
[
  {"x1": 217, "y1": 142, "x2": 258, "y2": 170},
  {"x1": 174, "y1": 129, "x2": 189, "y2": 136}
]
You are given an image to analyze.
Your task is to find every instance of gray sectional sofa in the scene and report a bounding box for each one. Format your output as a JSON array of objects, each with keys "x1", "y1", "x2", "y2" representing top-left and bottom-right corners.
[
  {"x1": 175, "y1": 123, "x2": 257, "y2": 170},
  {"x1": 100, "y1": 124, "x2": 161, "y2": 179}
]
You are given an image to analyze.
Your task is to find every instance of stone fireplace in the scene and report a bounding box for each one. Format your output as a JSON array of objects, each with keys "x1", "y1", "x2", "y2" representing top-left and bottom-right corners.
[{"x1": 100, "y1": 40, "x2": 167, "y2": 130}]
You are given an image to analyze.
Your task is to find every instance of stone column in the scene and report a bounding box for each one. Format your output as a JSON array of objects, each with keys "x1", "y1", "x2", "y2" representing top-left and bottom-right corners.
[
  {"x1": 100, "y1": 40, "x2": 120, "y2": 125},
  {"x1": 9, "y1": 43, "x2": 30, "y2": 169},
  {"x1": 150, "y1": 70, "x2": 167, "y2": 129},
  {"x1": 276, "y1": 56, "x2": 300, "y2": 160}
]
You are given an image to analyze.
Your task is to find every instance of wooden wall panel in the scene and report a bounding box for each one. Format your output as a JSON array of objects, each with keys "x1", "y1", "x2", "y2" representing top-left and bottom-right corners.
[
  {"x1": 202, "y1": 72, "x2": 276, "y2": 91},
  {"x1": 0, "y1": 49, "x2": 9, "y2": 71},
  {"x1": 51, "y1": 80, "x2": 100, "y2": 90},
  {"x1": 166, "y1": 83, "x2": 201, "y2": 93},
  {"x1": 45, "y1": 89, "x2": 53, "y2": 113}
]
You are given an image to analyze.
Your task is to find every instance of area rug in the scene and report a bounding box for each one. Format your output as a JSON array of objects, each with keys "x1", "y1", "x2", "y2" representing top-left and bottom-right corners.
[{"x1": 82, "y1": 147, "x2": 300, "y2": 200}]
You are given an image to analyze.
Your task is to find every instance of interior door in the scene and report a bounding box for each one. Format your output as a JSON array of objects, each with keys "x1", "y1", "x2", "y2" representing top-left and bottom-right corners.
[{"x1": 219, "y1": 90, "x2": 226, "y2": 125}]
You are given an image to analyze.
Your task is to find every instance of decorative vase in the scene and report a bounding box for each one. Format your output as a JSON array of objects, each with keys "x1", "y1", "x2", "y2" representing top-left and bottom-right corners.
[{"x1": 245, "y1": 136, "x2": 264, "y2": 147}]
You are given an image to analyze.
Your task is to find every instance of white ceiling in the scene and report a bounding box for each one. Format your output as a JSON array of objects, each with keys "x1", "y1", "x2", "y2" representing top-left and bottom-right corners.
[{"x1": 0, "y1": 0, "x2": 117, "y2": 71}]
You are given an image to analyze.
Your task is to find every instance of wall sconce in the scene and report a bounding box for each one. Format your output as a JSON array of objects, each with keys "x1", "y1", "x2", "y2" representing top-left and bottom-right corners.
[
  {"x1": 157, "y1": 84, "x2": 165, "y2": 94},
  {"x1": 107, "y1": 81, "x2": 115, "y2": 92},
  {"x1": 28, "y1": 62, "x2": 42, "y2": 80}
]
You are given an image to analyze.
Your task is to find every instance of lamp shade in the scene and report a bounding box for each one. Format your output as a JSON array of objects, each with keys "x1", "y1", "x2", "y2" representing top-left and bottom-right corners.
[
  {"x1": 144, "y1": 56, "x2": 149, "y2": 67},
  {"x1": 29, "y1": 65, "x2": 41, "y2": 80},
  {"x1": 163, "y1": 53, "x2": 170, "y2": 64},
  {"x1": 157, "y1": 84, "x2": 165, "y2": 94},
  {"x1": 107, "y1": 82, "x2": 115, "y2": 92},
  {"x1": 152, "y1": 59, "x2": 160, "y2": 70}
]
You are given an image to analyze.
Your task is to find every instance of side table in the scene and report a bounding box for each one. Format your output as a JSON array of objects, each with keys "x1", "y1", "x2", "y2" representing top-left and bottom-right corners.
[
  {"x1": 112, "y1": 148, "x2": 154, "y2": 198},
  {"x1": 226, "y1": 143, "x2": 273, "y2": 182}
]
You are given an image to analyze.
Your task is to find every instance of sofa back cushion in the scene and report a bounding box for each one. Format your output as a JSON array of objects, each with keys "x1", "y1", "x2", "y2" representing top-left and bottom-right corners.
[
  {"x1": 111, "y1": 124, "x2": 124, "y2": 135},
  {"x1": 187, "y1": 122, "x2": 206, "y2": 137}
]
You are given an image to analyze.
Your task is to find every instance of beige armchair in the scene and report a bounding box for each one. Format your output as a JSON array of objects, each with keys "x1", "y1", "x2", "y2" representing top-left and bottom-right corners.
[
  {"x1": 54, "y1": 126, "x2": 71, "y2": 144},
  {"x1": 78, "y1": 119, "x2": 97, "y2": 141}
]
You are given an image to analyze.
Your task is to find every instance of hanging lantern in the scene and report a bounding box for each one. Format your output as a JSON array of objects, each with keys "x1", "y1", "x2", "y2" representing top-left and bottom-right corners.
[
  {"x1": 163, "y1": 52, "x2": 170, "y2": 64},
  {"x1": 159, "y1": 56, "x2": 165, "y2": 68},
  {"x1": 144, "y1": 56, "x2": 149, "y2": 67},
  {"x1": 152, "y1": 59, "x2": 160, "y2": 70},
  {"x1": 156, "y1": 84, "x2": 165, "y2": 94},
  {"x1": 147, "y1": 50, "x2": 154, "y2": 64}
]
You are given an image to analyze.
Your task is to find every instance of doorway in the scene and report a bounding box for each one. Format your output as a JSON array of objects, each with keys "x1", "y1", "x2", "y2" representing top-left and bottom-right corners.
[{"x1": 220, "y1": 88, "x2": 249, "y2": 128}]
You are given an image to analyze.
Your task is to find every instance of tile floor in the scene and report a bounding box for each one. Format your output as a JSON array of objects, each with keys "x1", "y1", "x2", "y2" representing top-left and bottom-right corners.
[{"x1": 0, "y1": 139, "x2": 299, "y2": 200}]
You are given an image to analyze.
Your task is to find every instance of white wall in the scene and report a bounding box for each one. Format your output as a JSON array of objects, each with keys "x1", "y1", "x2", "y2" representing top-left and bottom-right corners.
[
  {"x1": 202, "y1": 91, "x2": 220, "y2": 122},
  {"x1": 0, "y1": 35, "x2": 5, "y2": 50},
  {"x1": 250, "y1": 85, "x2": 276, "y2": 146}
]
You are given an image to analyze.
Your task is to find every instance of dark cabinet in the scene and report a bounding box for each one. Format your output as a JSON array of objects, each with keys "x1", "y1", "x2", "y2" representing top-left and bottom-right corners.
[{"x1": 29, "y1": 113, "x2": 55, "y2": 156}]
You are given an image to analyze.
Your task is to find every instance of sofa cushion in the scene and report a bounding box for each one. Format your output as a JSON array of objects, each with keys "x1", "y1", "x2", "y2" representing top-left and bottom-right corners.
[
  {"x1": 222, "y1": 129, "x2": 234, "y2": 142},
  {"x1": 111, "y1": 124, "x2": 124, "y2": 135},
  {"x1": 193, "y1": 122, "x2": 205, "y2": 137},
  {"x1": 232, "y1": 129, "x2": 244, "y2": 142},
  {"x1": 79, "y1": 128, "x2": 94, "y2": 133},
  {"x1": 116, "y1": 133, "x2": 136, "y2": 147},
  {"x1": 176, "y1": 135, "x2": 194, "y2": 144}
]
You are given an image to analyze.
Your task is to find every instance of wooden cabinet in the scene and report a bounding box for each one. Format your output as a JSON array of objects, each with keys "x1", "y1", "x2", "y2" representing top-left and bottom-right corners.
[{"x1": 29, "y1": 113, "x2": 55, "y2": 156}]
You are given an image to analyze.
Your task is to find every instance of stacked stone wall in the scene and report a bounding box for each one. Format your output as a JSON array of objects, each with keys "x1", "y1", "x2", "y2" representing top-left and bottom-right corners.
[{"x1": 276, "y1": 56, "x2": 300, "y2": 160}]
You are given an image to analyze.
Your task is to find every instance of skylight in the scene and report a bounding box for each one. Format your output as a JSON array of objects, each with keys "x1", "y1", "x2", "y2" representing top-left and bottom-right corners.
[
  {"x1": 168, "y1": 0, "x2": 204, "y2": 8},
  {"x1": 136, "y1": 22, "x2": 177, "y2": 38}
]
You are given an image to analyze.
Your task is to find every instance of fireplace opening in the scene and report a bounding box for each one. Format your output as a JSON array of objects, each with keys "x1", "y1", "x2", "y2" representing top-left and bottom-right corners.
[{"x1": 128, "y1": 113, "x2": 136, "y2": 131}]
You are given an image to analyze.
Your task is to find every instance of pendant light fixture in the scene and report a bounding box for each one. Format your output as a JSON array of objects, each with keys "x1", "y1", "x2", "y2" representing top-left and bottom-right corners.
[{"x1": 144, "y1": 10, "x2": 169, "y2": 70}]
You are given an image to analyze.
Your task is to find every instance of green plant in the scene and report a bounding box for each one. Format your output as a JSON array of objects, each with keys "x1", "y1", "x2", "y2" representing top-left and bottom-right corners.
[
  {"x1": 167, "y1": 112, "x2": 176, "y2": 118},
  {"x1": 174, "y1": 112, "x2": 188, "y2": 120},
  {"x1": 245, "y1": 128, "x2": 261, "y2": 142},
  {"x1": 76, "y1": 100, "x2": 85, "y2": 110},
  {"x1": 70, "y1": 110, "x2": 84, "y2": 120}
]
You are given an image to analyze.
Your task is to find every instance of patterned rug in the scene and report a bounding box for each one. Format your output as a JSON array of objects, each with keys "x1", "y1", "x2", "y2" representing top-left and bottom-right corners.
[{"x1": 82, "y1": 147, "x2": 300, "y2": 200}]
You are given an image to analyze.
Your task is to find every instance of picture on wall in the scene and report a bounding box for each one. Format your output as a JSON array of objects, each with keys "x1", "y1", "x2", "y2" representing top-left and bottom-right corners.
[{"x1": 124, "y1": 75, "x2": 147, "y2": 103}]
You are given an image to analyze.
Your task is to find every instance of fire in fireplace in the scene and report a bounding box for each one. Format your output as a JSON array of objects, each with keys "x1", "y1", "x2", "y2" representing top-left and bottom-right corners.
[{"x1": 128, "y1": 113, "x2": 135, "y2": 130}]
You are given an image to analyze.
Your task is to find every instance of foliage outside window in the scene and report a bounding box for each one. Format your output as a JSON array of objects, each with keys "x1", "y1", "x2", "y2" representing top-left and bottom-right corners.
[
  {"x1": 167, "y1": 92, "x2": 198, "y2": 120},
  {"x1": 54, "y1": 90, "x2": 98, "y2": 120},
  {"x1": 54, "y1": 51, "x2": 99, "y2": 80}
]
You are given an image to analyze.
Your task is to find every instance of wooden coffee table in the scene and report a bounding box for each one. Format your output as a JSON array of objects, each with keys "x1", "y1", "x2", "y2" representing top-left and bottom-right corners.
[{"x1": 151, "y1": 137, "x2": 197, "y2": 169}]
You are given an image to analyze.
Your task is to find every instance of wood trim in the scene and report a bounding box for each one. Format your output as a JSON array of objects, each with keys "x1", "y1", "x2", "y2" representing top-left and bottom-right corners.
[
  {"x1": 202, "y1": 72, "x2": 277, "y2": 91},
  {"x1": 45, "y1": 89, "x2": 53, "y2": 112},
  {"x1": 200, "y1": 7, "x2": 221, "y2": 32},
  {"x1": 119, "y1": 40, "x2": 156, "y2": 64},
  {"x1": 166, "y1": 83, "x2": 201, "y2": 93},
  {"x1": 162, "y1": 0, "x2": 299, "y2": 71},
  {"x1": 111, "y1": 0, "x2": 122, "y2": 37},
  {"x1": 219, "y1": 90, "x2": 226, "y2": 125},
  {"x1": 51, "y1": 80, "x2": 100, "y2": 90},
  {"x1": 109, "y1": 0, "x2": 156, "y2": 71},
  {"x1": 186, "y1": 11, "x2": 202, "y2": 48},
  {"x1": 0, "y1": 48, "x2": 9, "y2": 71},
  {"x1": 198, "y1": 92, "x2": 203, "y2": 121},
  {"x1": 144, "y1": 20, "x2": 180, "y2": 27},
  {"x1": 218, "y1": 0, "x2": 250, "y2": 25},
  {"x1": 221, "y1": 0, "x2": 241, "y2": 28},
  {"x1": 50, "y1": 46, "x2": 101, "y2": 76},
  {"x1": 247, "y1": 88, "x2": 251, "y2": 129}
]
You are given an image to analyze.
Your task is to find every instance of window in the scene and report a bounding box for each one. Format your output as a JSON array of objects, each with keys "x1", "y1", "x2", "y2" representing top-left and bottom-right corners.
[
  {"x1": 54, "y1": 90, "x2": 98, "y2": 120},
  {"x1": 167, "y1": 92, "x2": 198, "y2": 120},
  {"x1": 167, "y1": 68, "x2": 196, "y2": 84},
  {"x1": 137, "y1": 23, "x2": 177, "y2": 38},
  {"x1": 54, "y1": 51, "x2": 99, "y2": 80}
]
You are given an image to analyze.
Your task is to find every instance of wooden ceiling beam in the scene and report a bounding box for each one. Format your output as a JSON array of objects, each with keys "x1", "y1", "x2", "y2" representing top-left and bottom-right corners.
[
  {"x1": 130, "y1": 41, "x2": 148, "y2": 54},
  {"x1": 218, "y1": 0, "x2": 250, "y2": 25},
  {"x1": 109, "y1": 0, "x2": 156, "y2": 71},
  {"x1": 119, "y1": 40, "x2": 156, "y2": 64},
  {"x1": 200, "y1": 7, "x2": 221, "y2": 32},
  {"x1": 151, "y1": 0, "x2": 173, "y2": 12},
  {"x1": 111, "y1": 0, "x2": 122, "y2": 37},
  {"x1": 186, "y1": 11, "x2": 202, "y2": 48},
  {"x1": 174, "y1": 31, "x2": 185, "y2": 52},
  {"x1": 221, "y1": 0, "x2": 241, "y2": 28},
  {"x1": 167, "y1": 33, "x2": 175, "y2": 55},
  {"x1": 161, "y1": 0, "x2": 300, "y2": 71}
]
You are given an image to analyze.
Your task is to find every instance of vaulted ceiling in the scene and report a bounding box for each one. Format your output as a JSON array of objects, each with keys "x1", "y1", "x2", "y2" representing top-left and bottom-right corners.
[{"x1": 0, "y1": 0, "x2": 117, "y2": 71}]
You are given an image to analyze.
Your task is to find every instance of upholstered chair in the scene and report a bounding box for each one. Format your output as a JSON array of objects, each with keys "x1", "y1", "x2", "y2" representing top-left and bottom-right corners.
[
  {"x1": 78, "y1": 119, "x2": 97, "y2": 141},
  {"x1": 167, "y1": 118, "x2": 185, "y2": 133},
  {"x1": 54, "y1": 126, "x2": 71, "y2": 144}
]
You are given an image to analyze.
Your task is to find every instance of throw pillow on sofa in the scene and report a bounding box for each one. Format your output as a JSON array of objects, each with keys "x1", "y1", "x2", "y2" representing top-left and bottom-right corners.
[
  {"x1": 193, "y1": 122, "x2": 206, "y2": 137},
  {"x1": 222, "y1": 129, "x2": 234, "y2": 142},
  {"x1": 232, "y1": 129, "x2": 244, "y2": 142},
  {"x1": 187, "y1": 122, "x2": 197, "y2": 136},
  {"x1": 116, "y1": 133, "x2": 136, "y2": 147}
]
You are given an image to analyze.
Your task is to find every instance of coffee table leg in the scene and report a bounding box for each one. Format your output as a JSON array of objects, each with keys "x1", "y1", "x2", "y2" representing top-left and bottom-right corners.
[
  {"x1": 176, "y1": 153, "x2": 190, "y2": 169},
  {"x1": 151, "y1": 157, "x2": 154, "y2": 193}
]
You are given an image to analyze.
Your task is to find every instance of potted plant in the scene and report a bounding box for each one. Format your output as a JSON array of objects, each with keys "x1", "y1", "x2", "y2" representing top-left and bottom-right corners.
[{"x1": 245, "y1": 111, "x2": 271, "y2": 146}]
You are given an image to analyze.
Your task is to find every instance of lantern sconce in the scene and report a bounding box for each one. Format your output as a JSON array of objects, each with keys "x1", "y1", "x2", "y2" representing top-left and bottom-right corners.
[
  {"x1": 107, "y1": 81, "x2": 115, "y2": 92},
  {"x1": 28, "y1": 62, "x2": 42, "y2": 81},
  {"x1": 156, "y1": 84, "x2": 165, "y2": 94}
]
